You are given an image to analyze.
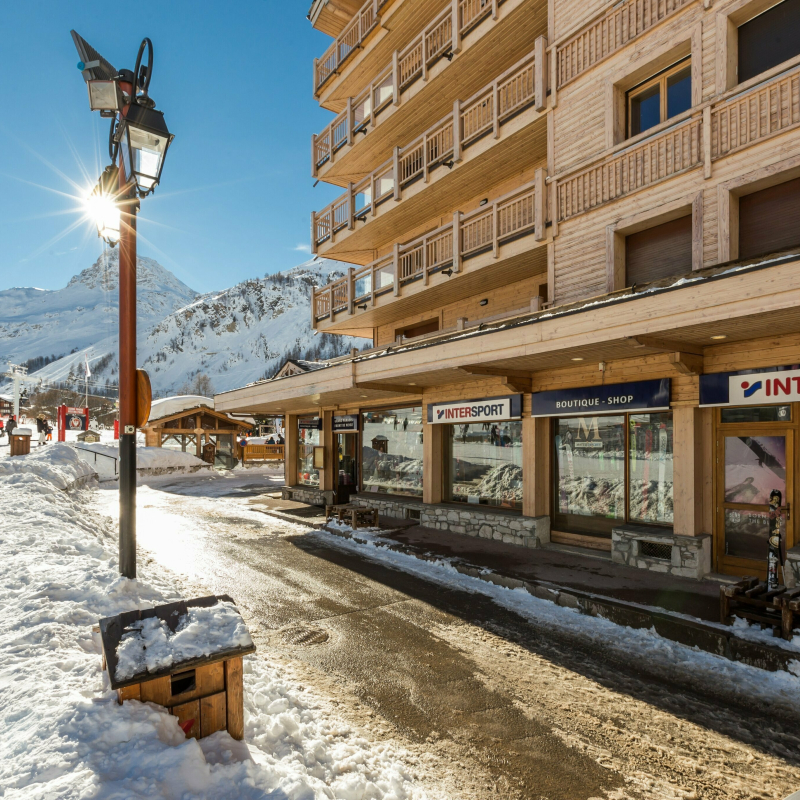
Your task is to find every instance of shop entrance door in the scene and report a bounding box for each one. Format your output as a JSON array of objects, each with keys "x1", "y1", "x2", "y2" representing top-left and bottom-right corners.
[
  {"x1": 716, "y1": 429, "x2": 793, "y2": 577},
  {"x1": 335, "y1": 433, "x2": 358, "y2": 504}
]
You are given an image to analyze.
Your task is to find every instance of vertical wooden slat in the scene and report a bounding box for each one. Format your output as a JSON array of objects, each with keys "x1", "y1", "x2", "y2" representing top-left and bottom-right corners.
[{"x1": 224, "y1": 657, "x2": 244, "y2": 741}]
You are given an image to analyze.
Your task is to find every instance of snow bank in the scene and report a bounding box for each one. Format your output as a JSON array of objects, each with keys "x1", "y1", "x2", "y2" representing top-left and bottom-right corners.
[
  {"x1": 79, "y1": 441, "x2": 207, "y2": 468},
  {"x1": 0, "y1": 442, "x2": 96, "y2": 489},
  {"x1": 148, "y1": 395, "x2": 213, "y2": 421},
  {"x1": 115, "y1": 601, "x2": 254, "y2": 681},
  {"x1": 0, "y1": 438, "x2": 431, "y2": 799}
]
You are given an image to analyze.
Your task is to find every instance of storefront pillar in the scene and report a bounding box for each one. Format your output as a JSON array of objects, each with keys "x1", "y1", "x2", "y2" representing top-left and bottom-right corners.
[
  {"x1": 319, "y1": 410, "x2": 334, "y2": 493},
  {"x1": 522, "y1": 416, "x2": 549, "y2": 518},
  {"x1": 422, "y1": 420, "x2": 442, "y2": 505},
  {"x1": 672, "y1": 406, "x2": 703, "y2": 537},
  {"x1": 285, "y1": 414, "x2": 299, "y2": 485}
]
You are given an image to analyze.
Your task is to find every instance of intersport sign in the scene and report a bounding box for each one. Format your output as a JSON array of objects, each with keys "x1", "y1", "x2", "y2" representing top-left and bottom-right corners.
[{"x1": 428, "y1": 395, "x2": 522, "y2": 424}]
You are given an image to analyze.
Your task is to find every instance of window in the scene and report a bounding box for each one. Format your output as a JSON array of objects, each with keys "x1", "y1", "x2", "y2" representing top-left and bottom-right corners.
[
  {"x1": 396, "y1": 319, "x2": 439, "y2": 341},
  {"x1": 362, "y1": 407, "x2": 423, "y2": 497},
  {"x1": 298, "y1": 419, "x2": 321, "y2": 486},
  {"x1": 738, "y1": 0, "x2": 800, "y2": 83},
  {"x1": 445, "y1": 421, "x2": 523, "y2": 509},
  {"x1": 554, "y1": 413, "x2": 674, "y2": 536},
  {"x1": 738, "y1": 175, "x2": 800, "y2": 260},
  {"x1": 627, "y1": 59, "x2": 691, "y2": 138},
  {"x1": 626, "y1": 215, "x2": 693, "y2": 287}
]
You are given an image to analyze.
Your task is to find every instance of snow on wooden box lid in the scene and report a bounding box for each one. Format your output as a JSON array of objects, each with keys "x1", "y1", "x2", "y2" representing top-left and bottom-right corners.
[{"x1": 99, "y1": 594, "x2": 255, "y2": 690}]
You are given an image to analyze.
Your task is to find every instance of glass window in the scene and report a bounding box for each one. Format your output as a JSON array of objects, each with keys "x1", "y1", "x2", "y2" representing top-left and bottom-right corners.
[
  {"x1": 362, "y1": 407, "x2": 423, "y2": 497},
  {"x1": 298, "y1": 420, "x2": 321, "y2": 486},
  {"x1": 724, "y1": 435, "x2": 786, "y2": 505},
  {"x1": 628, "y1": 59, "x2": 692, "y2": 138},
  {"x1": 555, "y1": 416, "x2": 626, "y2": 521},
  {"x1": 720, "y1": 405, "x2": 791, "y2": 423},
  {"x1": 446, "y1": 421, "x2": 523, "y2": 509},
  {"x1": 628, "y1": 413, "x2": 674, "y2": 525}
]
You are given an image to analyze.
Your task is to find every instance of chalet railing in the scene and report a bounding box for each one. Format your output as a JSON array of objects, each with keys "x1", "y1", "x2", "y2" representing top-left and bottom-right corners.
[
  {"x1": 314, "y1": 0, "x2": 383, "y2": 91},
  {"x1": 312, "y1": 49, "x2": 541, "y2": 247},
  {"x1": 710, "y1": 64, "x2": 800, "y2": 160},
  {"x1": 555, "y1": 0, "x2": 692, "y2": 90},
  {"x1": 313, "y1": 0, "x2": 512, "y2": 172},
  {"x1": 557, "y1": 114, "x2": 703, "y2": 222},
  {"x1": 312, "y1": 179, "x2": 540, "y2": 321}
]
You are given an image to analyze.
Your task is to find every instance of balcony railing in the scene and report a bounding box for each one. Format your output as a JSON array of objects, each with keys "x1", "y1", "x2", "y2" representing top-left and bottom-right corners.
[
  {"x1": 312, "y1": 178, "x2": 542, "y2": 322},
  {"x1": 312, "y1": 49, "x2": 542, "y2": 249},
  {"x1": 313, "y1": 0, "x2": 511, "y2": 172},
  {"x1": 314, "y1": 0, "x2": 384, "y2": 91},
  {"x1": 555, "y1": 0, "x2": 692, "y2": 90}
]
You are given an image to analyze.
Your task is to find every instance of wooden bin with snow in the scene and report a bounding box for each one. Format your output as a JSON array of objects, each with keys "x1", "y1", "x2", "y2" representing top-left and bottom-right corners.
[{"x1": 99, "y1": 595, "x2": 255, "y2": 740}]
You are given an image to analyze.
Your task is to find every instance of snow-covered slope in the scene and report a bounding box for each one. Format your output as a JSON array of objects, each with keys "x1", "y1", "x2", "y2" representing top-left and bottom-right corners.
[
  {"x1": 0, "y1": 249, "x2": 197, "y2": 367},
  {"x1": 5, "y1": 256, "x2": 367, "y2": 397}
]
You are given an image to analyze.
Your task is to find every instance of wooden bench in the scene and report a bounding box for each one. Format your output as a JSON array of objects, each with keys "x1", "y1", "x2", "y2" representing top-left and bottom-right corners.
[
  {"x1": 324, "y1": 503, "x2": 379, "y2": 530},
  {"x1": 242, "y1": 444, "x2": 284, "y2": 464},
  {"x1": 720, "y1": 577, "x2": 800, "y2": 640}
]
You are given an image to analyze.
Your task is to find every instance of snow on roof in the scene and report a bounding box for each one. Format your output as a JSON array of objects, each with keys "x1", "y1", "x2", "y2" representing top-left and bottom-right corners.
[{"x1": 147, "y1": 395, "x2": 214, "y2": 421}]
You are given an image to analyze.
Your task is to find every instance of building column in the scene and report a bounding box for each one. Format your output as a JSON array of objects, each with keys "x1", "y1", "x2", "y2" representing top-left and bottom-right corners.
[
  {"x1": 672, "y1": 406, "x2": 703, "y2": 537},
  {"x1": 522, "y1": 416, "x2": 550, "y2": 518},
  {"x1": 423, "y1": 419, "x2": 442, "y2": 505},
  {"x1": 320, "y1": 410, "x2": 334, "y2": 493},
  {"x1": 285, "y1": 414, "x2": 299, "y2": 486}
]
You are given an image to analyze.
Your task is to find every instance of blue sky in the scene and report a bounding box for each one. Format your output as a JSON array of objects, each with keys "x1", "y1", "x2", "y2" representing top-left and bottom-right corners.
[{"x1": 0, "y1": 2, "x2": 343, "y2": 293}]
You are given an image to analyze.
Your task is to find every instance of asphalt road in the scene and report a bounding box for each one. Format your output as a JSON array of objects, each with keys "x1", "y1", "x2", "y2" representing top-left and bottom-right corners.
[{"x1": 104, "y1": 473, "x2": 800, "y2": 800}]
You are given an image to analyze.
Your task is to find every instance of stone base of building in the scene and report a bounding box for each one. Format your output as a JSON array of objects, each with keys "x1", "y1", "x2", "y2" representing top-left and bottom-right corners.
[
  {"x1": 785, "y1": 546, "x2": 800, "y2": 588},
  {"x1": 612, "y1": 525, "x2": 711, "y2": 579},
  {"x1": 350, "y1": 494, "x2": 550, "y2": 548},
  {"x1": 281, "y1": 485, "x2": 335, "y2": 507}
]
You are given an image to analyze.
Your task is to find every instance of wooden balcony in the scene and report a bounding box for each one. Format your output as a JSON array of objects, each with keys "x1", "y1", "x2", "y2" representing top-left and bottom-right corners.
[
  {"x1": 311, "y1": 177, "x2": 547, "y2": 333},
  {"x1": 311, "y1": 51, "x2": 546, "y2": 259},
  {"x1": 313, "y1": 0, "x2": 545, "y2": 184}
]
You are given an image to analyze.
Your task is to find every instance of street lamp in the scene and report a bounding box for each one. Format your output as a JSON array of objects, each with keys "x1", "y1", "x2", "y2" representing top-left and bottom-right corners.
[{"x1": 72, "y1": 30, "x2": 174, "y2": 580}]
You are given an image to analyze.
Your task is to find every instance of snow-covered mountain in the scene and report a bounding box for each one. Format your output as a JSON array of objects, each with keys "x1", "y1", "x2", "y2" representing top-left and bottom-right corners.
[{"x1": 2, "y1": 255, "x2": 367, "y2": 397}]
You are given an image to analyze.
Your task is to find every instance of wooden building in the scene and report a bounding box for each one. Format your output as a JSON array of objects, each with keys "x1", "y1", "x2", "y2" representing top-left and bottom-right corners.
[
  {"x1": 99, "y1": 595, "x2": 256, "y2": 740},
  {"x1": 218, "y1": 0, "x2": 800, "y2": 585}
]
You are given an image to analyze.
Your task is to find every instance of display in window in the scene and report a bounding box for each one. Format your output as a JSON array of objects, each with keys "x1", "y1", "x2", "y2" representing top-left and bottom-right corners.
[
  {"x1": 362, "y1": 408, "x2": 423, "y2": 497},
  {"x1": 447, "y1": 422, "x2": 523, "y2": 509},
  {"x1": 724, "y1": 435, "x2": 786, "y2": 505},
  {"x1": 298, "y1": 421, "x2": 321, "y2": 486},
  {"x1": 628, "y1": 413, "x2": 674, "y2": 525}
]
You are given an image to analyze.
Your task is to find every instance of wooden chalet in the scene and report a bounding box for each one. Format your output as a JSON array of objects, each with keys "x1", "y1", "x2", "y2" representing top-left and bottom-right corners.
[
  {"x1": 217, "y1": 0, "x2": 800, "y2": 589},
  {"x1": 141, "y1": 404, "x2": 251, "y2": 459}
]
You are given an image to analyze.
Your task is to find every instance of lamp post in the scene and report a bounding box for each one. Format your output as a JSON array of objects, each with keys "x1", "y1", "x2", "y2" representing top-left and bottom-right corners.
[{"x1": 73, "y1": 31, "x2": 173, "y2": 579}]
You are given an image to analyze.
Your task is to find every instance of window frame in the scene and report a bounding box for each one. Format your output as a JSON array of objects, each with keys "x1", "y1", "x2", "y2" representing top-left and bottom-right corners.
[{"x1": 626, "y1": 58, "x2": 692, "y2": 139}]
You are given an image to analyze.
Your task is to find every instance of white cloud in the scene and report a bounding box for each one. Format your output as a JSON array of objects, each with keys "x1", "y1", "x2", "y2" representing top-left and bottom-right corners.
[{"x1": 293, "y1": 243, "x2": 311, "y2": 253}]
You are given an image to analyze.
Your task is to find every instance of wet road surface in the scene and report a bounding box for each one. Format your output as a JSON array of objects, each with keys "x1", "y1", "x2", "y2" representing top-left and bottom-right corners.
[{"x1": 99, "y1": 474, "x2": 800, "y2": 800}]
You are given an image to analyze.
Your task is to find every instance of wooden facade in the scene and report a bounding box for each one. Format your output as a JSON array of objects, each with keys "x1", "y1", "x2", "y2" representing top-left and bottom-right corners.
[{"x1": 218, "y1": 0, "x2": 800, "y2": 582}]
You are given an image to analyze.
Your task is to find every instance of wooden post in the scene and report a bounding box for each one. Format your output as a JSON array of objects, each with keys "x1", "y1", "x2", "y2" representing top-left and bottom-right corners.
[
  {"x1": 423, "y1": 419, "x2": 442, "y2": 504},
  {"x1": 703, "y1": 106, "x2": 712, "y2": 179},
  {"x1": 320, "y1": 410, "x2": 334, "y2": 493},
  {"x1": 392, "y1": 50, "x2": 400, "y2": 106},
  {"x1": 393, "y1": 242, "x2": 400, "y2": 295},
  {"x1": 452, "y1": 211, "x2": 461, "y2": 272},
  {"x1": 311, "y1": 133, "x2": 318, "y2": 178},
  {"x1": 523, "y1": 416, "x2": 549, "y2": 519},
  {"x1": 672, "y1": 406, "x2": 703, "y2": 537},
  {"x1": 224, "y1": 657, "x2": 244, "y2": 741},
  {"x1": 347, "y1": 183, "x2": 355, "y2": 230},
  {"x1": 453, "y1": 100, "x2": 462, "y2": 163},
  {"x1": 328, "y1": 121, "x2": 335, "y2": 164},
  {"x1": 370, "y1": 173, "x2": 377, "y2": 217},
  {"x1": 550, "y1": 46, "x2": 558, "y2": 108},
  {"x1": 346, "y1": 97, "x2": 354, "y2": 146},
  {"x1": 285, "y1": 414, "x2": 299, "y2": 485},
  {"x1": 534, "y1": 167, "x2": 546, "y2": 241},
  {"x1": 492, "y1": 203, "x2": 499, "y2": 258},
  {"x1": 348, "y1": 266, "x2": 355, "y2": 314},
  {"x1": 313, "y1": 57, "x2": 319, "y2": 95},
  {"x1": 492, "y1": 0, "x2": 498, "y2": 19},
  {"x1": 492, "y1": 81, "x2": 499, "y2": 138},
  {"x1": 451, "y1": 0, "x2": 461, "y2": 54},
  {"x1": 422, "y1": 27, "x2": 428, "y2": 82},
  {"x1": 393, "y1": 146, "x2": 401, "y2": 200},
  {"x1": 422, "y1": 235, "x2": 429, "y2": 285},
  {"x1": 534, "y1": 36, "x2": 547, "y2": 112},
  {"x1": 310, "y1": 211, "x2": 317, "y2": 255},
  {"x1": 310, "y1": 285, "x2": 316, "y2": 327},
  {"x1": 423, "y1": 132, "x2": 429, "y2": 183}
]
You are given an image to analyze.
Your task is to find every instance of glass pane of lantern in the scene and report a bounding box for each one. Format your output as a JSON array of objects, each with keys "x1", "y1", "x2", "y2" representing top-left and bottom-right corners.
[{"x1": 129, "y1": 126, "x2": 167, "y2": 190}]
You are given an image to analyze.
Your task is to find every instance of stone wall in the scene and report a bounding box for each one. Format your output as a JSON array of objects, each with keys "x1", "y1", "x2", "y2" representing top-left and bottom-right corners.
[
  {"x1": 282, "y1": 485, "x2": 335, "y2": 506},
  {"x1": 350, "y1": 494, "x2": 550, "y2": 548},
  {"x1": 612, "y1": 525, "x2": 711, "y2": 579}
]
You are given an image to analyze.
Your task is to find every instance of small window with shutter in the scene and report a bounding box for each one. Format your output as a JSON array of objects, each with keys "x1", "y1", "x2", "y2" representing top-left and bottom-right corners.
[
  {"x1": 739, "y1": 175, "x2": 800, "y2": 260},
  {"x1": 738, "y1": 0, "x2": 800, "y2": 84},
  {"x1": 625, "y1": 215, "x2": 693, "y2": 288}
]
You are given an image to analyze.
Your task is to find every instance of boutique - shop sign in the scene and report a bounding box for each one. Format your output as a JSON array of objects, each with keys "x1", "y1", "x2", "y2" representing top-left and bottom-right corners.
[
  {"x1": 298, "y1": 417, "x2": 322, "y2": 430},
  {"x1": 428, "y1": 394, "x2": 522, "y2": 424},
  {"x1": 700, "y1": 366, "x2": 800, "y2": 407},
  {"x1": 531, "y1": 378, "x2": 670, "y2": 418},
  {"x1": 333, "y1": 414, "x2": 359, "y2": 432}
]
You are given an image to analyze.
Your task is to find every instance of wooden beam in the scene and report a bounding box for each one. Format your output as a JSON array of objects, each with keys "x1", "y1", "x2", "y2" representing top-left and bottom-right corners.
[
  {"x1": 460, "y1": 365, "x2": 532, "y2": 380},
  {"x1": 670, "y1": 352, "x2": 704, "y2": 375},
  {"x1": 627, "y1": 336, "x2": 704, "y2": 356},
  {"x1": 502, "y1": 377, "x2": 532, "y2": 393},
  {"x1": 355, "y1": 382, "x2": 423, "y2": 394}
]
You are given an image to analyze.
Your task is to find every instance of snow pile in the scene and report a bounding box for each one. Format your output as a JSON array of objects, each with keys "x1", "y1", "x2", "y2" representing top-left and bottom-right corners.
[
  {"x1": 149, "y1": 395, "x2": 214, "y2": 421},
  {"x1": 115, "y1": 601, "x2": 254, "y2": 681},
  {"x1": 0, "y1": 439, "x2": 431, "y2": 799},
  {"x1": 78, "y1": 442, "x2": 207, "y2": 469},
  {"x1": 0, "y1": 442, "x2": 96, "y2": 489}
]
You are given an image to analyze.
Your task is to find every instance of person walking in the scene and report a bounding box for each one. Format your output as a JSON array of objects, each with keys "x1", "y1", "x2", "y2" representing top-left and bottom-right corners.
[
  {"x1": 6, "y1": 414, "x2": 17, "y2": 440},
  {"x1": 36, "y1": 414, "x2": 47, "y2": 446}
]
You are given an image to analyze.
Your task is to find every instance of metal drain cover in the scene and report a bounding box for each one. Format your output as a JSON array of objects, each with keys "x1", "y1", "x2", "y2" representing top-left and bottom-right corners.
[{"x1": 280, "y1": 625, "x2": 329, "y2": 646}]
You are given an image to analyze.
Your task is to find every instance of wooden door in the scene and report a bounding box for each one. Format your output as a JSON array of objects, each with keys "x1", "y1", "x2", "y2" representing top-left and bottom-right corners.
[{"x1": 716, "y1": 427, "x2": 793, "y2": 577}]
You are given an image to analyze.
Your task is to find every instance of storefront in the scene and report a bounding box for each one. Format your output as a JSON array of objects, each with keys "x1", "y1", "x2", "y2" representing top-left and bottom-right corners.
[
  {"x1": 701, "y1": 365, "x2": 799, "y2": 577},
  {"x1": 333, "y1": 414, "x2": 359, "y2": 504},
  {"x1": 429, "y1": 395, "x2": 524, "y2": 510},
  {"x1": 532, "y1": 379, "x2": 672, "y2": 541},
  {"x1": 298, "y1": 417, "x2": 322, "y2": 487},
  {"x1": 361, "y1": 406, "x2": 423, "y2": 497}
]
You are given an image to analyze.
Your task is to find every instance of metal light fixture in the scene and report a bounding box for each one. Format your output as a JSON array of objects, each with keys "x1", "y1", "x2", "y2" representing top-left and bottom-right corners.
[
  {"x1": 357, "y1": 303, "x2": 368, "y2": 310},
  {"x1": 116, "y1": 103, "x2": 174, "y2": 196},
  {"x1": 87, "y1": 79, "x2": 123, "y2": 116},
  {"x1": 441, "y1": 268, "x2": 453, "y2": 277},
  {"x1": 479, "y1": 198, "x2": 488, "y2": 206},
  {"x1": 479, "y1": 298, "x2": 488, "y2": 306},
  {"x1": 443, "y1": 159, "x2": 454, "y2": 169},
  {"x1": 86, "y1": 164, "x2": 121, "y2": 246}
]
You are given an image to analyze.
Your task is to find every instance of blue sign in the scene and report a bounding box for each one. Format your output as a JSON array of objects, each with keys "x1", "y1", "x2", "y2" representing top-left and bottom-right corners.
[
  {"x1": 298, "y1": 417, "x2": 322, "y2": 430},
  {"x1": 333, "y1": 415, "x2": 359, "y2": 432},
  {"x1": 700, "y1": 364, "x2": 800, "y2": 406},
  {"x1": 531, "y1": 379, "x2": 670, "y2": 417}
]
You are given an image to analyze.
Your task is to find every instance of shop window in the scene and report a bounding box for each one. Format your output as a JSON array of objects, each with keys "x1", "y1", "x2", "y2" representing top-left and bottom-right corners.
[
  {"x1": 445, "y1": 422, "x2": 523, "y2": 509},
  {"x1": 738, "y1": 0, "x2": 800, "y2": 84},
  {"x1": 625, "y1": 215, "x2": 693, "y2": 287},
  {"x1": 738, "y1": 175, "x2": 800, "y2": 260},
  {"x1": 396, "y1": 319, "x2": 439, "y2": 341},
  {"x1": 554, "y1": 413, "x2": 673, "y2": 536},
  {"x1": 627, "y1": 59, "x2": 691, "y2": 138},
  {"x1": 720, "y1": 405, "x2": 791, "y2": 423},
  {"x1": 362, "y1": 407, "x2": 423, "y2": 497},
  {"x1": 298, "y1": 419, "x2": 321, "y2": 486}
]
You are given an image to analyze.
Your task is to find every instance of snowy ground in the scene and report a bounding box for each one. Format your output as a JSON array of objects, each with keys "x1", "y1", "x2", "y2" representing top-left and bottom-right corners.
[{"x1": 0, "y1": 446, "x2": 441, "y2": 799}]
